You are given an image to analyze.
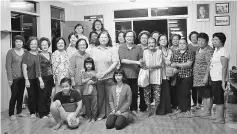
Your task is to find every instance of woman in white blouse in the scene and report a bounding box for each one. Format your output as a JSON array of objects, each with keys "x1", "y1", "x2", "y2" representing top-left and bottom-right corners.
[{"x1": 206, "y1": 32, "x2": 229, "y2": 124}]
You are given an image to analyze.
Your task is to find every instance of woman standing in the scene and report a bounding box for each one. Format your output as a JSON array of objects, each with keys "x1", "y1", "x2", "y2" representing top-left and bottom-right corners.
[
  {"x1": 92, "y1": 19, "x2": 106, "y2": 35},
  {"x1": 170, "y1": 34, "x2": 181, "y2": 53},
  {"x1": 87, "y1": 31, "x2": 98, "y2": 54},
  {"x1": 137, "y1": 30, "x2": 150, "y2": 112},
  {"x1": 89, "y1": 30, "x2": 119, "y2": 120},
  {"x1": 209, "y1": 32, "x2": 229, "y2": 124},
  {"x1": 66, "y1": 32, "x2": 78, "y2": 59},
  {"x1": 6, "y1": 35, "x2": 27, "y2": 120},
  {"x1": 142, "y1": 38, "x2": 162, "y2": 117},
  {"x1": 38, "y1": 37, "x2": 54, "y2": 118},
  {"x1": 22, "y1": 36, "x2": 43, "y2": 118},
  {"x1": 52, "y1": 37, "x2": 70, "y2": 93},
  {"x1": 156, "y1": 34, "x2": 173, "y2": 115},
  {"x1": 74, "y1": 24, "x2": 89, "y2": 45},
  {"x1": 106, "y1": 69, "x2": 132, "y2": 130},
  {"x1": 171, "y1": 38, "x2": 194, "y2": 116},
  {"x1": 114, "y1": 31, "x2": 125, "y2": 48},
  {"x1": 193, "y1": 33, "x2": 213, "y2": 117},
  {"x1": 118, "y1": 30, "x2": 143, "y2": 116},
  {"x1": 188, "y1": 31, "x2": 202, "y2": 108},
  {"x1": 70, "y1": 38, "x2": 90, "y2": 93}
]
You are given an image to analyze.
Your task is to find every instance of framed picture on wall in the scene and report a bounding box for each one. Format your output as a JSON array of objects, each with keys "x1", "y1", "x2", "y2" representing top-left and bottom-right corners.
[
  {"x1": 216, "y1": 3, "x2": 229, "y2": 14},
  {"x1": 215, "y1": 16, "x2": 230, "y2": 26},
  {"x1": 197, "y1": 4, "x2": 209, "y2": 21}
]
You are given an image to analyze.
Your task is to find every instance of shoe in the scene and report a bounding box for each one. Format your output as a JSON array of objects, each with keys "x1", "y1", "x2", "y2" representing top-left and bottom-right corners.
[
  {"x1": 22, "y1": 104, "x2": 26, "y2": 109},
  {"x1": 97, "y1": 118, "x2": 103, "y2": 121},
  {"x1": 10, "y1": 115, "x2": 16, "y2": 121},
  {"x1": 30, "y1": 114, "x2": 37, "y2": 119},
  {"x1": 16, "y1": 113, "x2": 27, "y2": 117},
  {"x1": 191, "y1": 104, "x2": 197, "y2": 107},
  {"x1": 213, "y1": 119, "x2": 225, "y2": 124},
  {"x1": 131, "y1": 111, "x2": 139, "y2": 117}
]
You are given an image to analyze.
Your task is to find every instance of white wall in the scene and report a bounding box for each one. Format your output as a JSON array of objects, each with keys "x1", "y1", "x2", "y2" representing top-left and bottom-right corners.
[
  {"x1": 75, "y1": 0, "x2": 237, "y2": 67},
  {"x1": 1, "y1": 0, "x2": 78, "y2": 111}
]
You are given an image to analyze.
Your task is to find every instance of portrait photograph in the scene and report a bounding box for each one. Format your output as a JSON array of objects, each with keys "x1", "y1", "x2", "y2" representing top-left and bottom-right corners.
[
  {"x1": 197, "y1": 4, "x2": 209, "y2": 21},
  {"x1": 216, "y1": 3, "x2": 229, "y2": 14}
]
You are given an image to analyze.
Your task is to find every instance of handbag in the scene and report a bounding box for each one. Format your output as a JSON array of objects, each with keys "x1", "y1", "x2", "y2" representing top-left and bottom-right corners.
[
  {"x1": 138, "y1": 68, "x2": 149, "y2": 87},
  {"x1": 165, "y1": 66, "x2": 178, "y2": 77}
]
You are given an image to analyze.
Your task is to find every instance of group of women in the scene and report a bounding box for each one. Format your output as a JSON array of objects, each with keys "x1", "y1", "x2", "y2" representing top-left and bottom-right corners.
[{"x1": 6, "y1": 18, "x2": 230, "y2": 130}]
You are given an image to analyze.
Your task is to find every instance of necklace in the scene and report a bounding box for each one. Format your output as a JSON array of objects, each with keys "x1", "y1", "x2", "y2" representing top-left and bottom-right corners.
[{"x1": 161, "y1": 48, "x2": 168, "y2": 57}]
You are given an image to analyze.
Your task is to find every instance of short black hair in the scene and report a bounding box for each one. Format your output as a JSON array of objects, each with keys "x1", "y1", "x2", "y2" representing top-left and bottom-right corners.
[
  {"x1": 95, "y1": 30, "x2": 112, "y2": 47},
  {"x1": 197, "y1": 32, "x2": 209, "y2": 42},
  {"x1": 84, "y1": 57, "x2": 95, "y2": 71},
  {"x1": 75, "y1": 38, "x2": 88, "y2": 50},
  {"x1": 151, "y1": 31, "x2": 160, "y2": 37},
  {"x1": 157, "y1": 34, "x2": 169, "y2": 47},
  {"x1": 12, "y1": 35, "x2": 25, "y2": 48},
  {"x1": 74, "y1": 23, "x2": 84, "y2": 34},
  {"x1": 89, "y1": 31, "x2": 98, "y2": 40},
  {"x1": 189, "y1": 31, "x2": 199, "y2": 41},
  {"x1": 26, "y1": 36, "x2": 39, "y2": 50},
  {"x1": 124, "y1": 30, "x2": 137, "y2": 42},
  {"x1": 68, "y1": 32, "x2": 78, "y2": 43},
  {"x1": 212, "y1": 32, "x2": 226, "y2": 46},
  {"x1": 39, "y1": 37, "x2": 51, "y2": 50},
  {"x1": 60, "y1": 77, "x2": 72, "y2": 86},
  {"x1": 55, "y1": 37, "x2": 66, "y2": 50},
  {"x1": 113, "y1": 68, "x2": 127, "y2": 83},
  {"x1": 92, "y1": 19, "x2": 105, "y2": 31},
  {"x1": 179, "y1": 37, "x2": 188, "y2": 44},
  {"x1": 116, "y1": 31, "x2": 125, "y2": 43},
  {"x1": 170, "y1": 34, "x2": 181, "y2": 46},
  {"x1": 138, "y1": 30, "x2": 150, "y2": 43}
]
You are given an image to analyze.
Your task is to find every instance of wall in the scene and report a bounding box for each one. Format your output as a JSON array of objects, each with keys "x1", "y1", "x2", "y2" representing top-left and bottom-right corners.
[
  {"x1": 75, "y1": 0, "x2": 237, "y2": 67},
  {"x1": 0, "y1": 0, "x2": 78, "y2": 111}
]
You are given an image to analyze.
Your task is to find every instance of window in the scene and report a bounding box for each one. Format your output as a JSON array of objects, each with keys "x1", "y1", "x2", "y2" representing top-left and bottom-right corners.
[
  {"x1": 151, "y1": 7, "x2": 188, "y2": 16},
  {"x1": 51, "y1": 6, "x2": 65, "y2": 52},
  {"x1": 10, "y1": 0, "x2": 36, "y2": 13},
  {"x1": 114, "y1": 9, "x2": 148, "y2": 19},
  {"x1": 168, "y1": 19, "x2": 187, "y2": 39}
]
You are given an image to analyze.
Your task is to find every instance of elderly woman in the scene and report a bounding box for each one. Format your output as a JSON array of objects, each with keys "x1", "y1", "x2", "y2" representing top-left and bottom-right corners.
[
  {"x1": 38, "y1": 37, "x2": 54, "y2": 118},
  {"x1": 208, "y1": 32, "x2": 229, "y2": 124},
  {"x1": 6, "y1": 35, "x2": 27, "y2": 120},
  {"x1": 188, "y1": 31, "x2": 202, "y2": 108},
  {"x1": 118, "y1": 30, "x2": 143, "y2": 116},
  {"x1": 89, "y1": 30, "x2": 119, "y2": 120},
  {"x1": 156, "y1": 34, "x2": 173, "y2": 115},
  {"x1": 66, "y1": 32, "x2": 78, "y2": 59},
  {"x1": 171, "y1": 38, "x2": 194, "y2": 116},
  {"x1": 22, "y1": 36, "x2": 43, "y2": 119},
  {"x1": 74, "y1": 24, "x2": 89, "y2": 45},
  {"x1": 52, "y1": 37, "x2": 70, "y2": 94},
  {"x1": 70, "y1": 38, "x2": 90, "y2": 93},
  {"x1": 170, "y1": 34, "x2": 181, "y2": 53},
  {"x1": 193, "y1": 33, "x2": 213, "y2": 117},
  {"x1": 92, "y1": 19, "x2": 106, "y2": 35},
  {"x1": 137, "y1": 30, "x2": 151, "y2": 112}
]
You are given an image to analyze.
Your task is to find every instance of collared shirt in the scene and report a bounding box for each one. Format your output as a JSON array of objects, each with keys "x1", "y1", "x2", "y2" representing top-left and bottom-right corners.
[
  {"x1": 89, "y1": 46, "x2": 119, "y2": 80},
  {"x1": 53, "y1": 90, "x2": 82, "y2": 104},
  {"x1": 171, "y1": 50, "x2": 194, "y2": 78},
  {"x1": 210, "y1": 47, "x2": 230, "y2": 81},
  {"x1": 193, "y1": 45, "x2": 214, "y2": 86},
  {"x1": 38, "y1": 52, "x2": 53, "y2": 77},
  {"x1": 118, "y1": 44, "x2": 143, "y2": 78},
  {"x1": 82, "y1": 71, "x2": 97, "y2": 95},
  {"x1": 69, "y1": 52, "x2": 90, "y2": 85},
  {"x1": 66, "y1": 44, "x2": 78, "y2": 59}
]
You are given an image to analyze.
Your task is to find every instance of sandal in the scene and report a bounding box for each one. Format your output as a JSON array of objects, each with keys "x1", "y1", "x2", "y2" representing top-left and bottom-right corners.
[{"x1": 213, "y1": 119, "x2": 225, "y2": 124}]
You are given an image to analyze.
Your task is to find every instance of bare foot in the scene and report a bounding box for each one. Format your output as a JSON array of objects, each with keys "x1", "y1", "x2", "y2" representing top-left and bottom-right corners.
[{"x1": 53, "y1": 121, "x2": 63, "y2": 130}]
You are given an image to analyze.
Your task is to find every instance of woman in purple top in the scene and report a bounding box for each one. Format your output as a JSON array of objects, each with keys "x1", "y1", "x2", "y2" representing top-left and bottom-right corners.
[
  {"x1": 6, "y1": 35, "x2": 27, "y2": 121},
  {"x1": 22, "y1": 36, "x2": 43, "y2": 119},
  {"x1": 38, "y1": 37, "x2": 54, "y2": 118}
]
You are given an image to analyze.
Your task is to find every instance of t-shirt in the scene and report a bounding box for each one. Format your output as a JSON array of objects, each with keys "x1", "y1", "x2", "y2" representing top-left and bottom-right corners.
[
  {"x1": 81, "y1": 71, "x2": 97, "y2": 95},
  {"x1": 53, "y1": 89, "x2": 82, "y2": 104}
]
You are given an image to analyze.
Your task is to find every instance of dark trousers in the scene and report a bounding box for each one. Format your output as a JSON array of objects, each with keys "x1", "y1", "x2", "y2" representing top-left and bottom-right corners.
[
  {"x1": 27, "y1": 79, "x2": 39, "y2": 114},
  {"x1": 9, "y1": 78, "x2": 25, "y2": 116},
  {"x1": 97, "y1": 78, "x2": 114, "y2": 118},
  {"x1": 139, "y1": 87, "x2": 147, "y2": 111},
  {"x1": 106, "y1": 114, "x2": 127, "y2": 130},
  {"x1": 176, "y1": 76, "x2": 192, "y2": 112},
  {"x1": 83, "y1": 95, "x2": 97, "y2": 120},
  {"x1": 156, "y1": 80, "x2": 172, "y2": 115},
  {"x1": 170, "y1": 84, "x2": 178, "y2": 109},
  {"x1": 38, "y1": 75, "x2": 54, "y2": 117},
  {"x1": 192, "y1": 87, "x2": 202, "y2": 105},
  {"x1": 126, "y1": 78, "x2": 138, "y2": 111}
]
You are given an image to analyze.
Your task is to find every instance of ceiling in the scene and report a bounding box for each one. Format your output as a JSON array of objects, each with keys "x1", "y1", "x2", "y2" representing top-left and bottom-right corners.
[{"x1": 57, "y1": 0, "x2": 139, "y2": 6}]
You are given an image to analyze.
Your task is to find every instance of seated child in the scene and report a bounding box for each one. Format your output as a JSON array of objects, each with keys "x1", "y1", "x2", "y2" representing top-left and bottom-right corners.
[
  {"x1": 50, "y1": 77, "x2": 82, "y2": 130},
  {"x1": 82, "y1": 57, "x2": 97, "y2": 122}
]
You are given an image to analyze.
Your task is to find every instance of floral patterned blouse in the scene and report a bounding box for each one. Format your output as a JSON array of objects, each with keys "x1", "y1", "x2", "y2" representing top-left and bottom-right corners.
[
  {"x1": 193, "y1": 45, "x2": 213, "y2": 87},
  {"x1": 52, "y1": 50, "x2": 70, "y2": 86}
]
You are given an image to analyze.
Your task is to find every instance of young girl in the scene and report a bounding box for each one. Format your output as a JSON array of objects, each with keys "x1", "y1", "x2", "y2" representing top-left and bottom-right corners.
[
  {"x1": 81, "y1": 57, "x2": 97, "y2": 122},
  {"x1": 142, "y1": 37, "x2": 163, "y2": 117},
  {"x1": 106, "y1": 69, "x2": 132, "y2": 130}
]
